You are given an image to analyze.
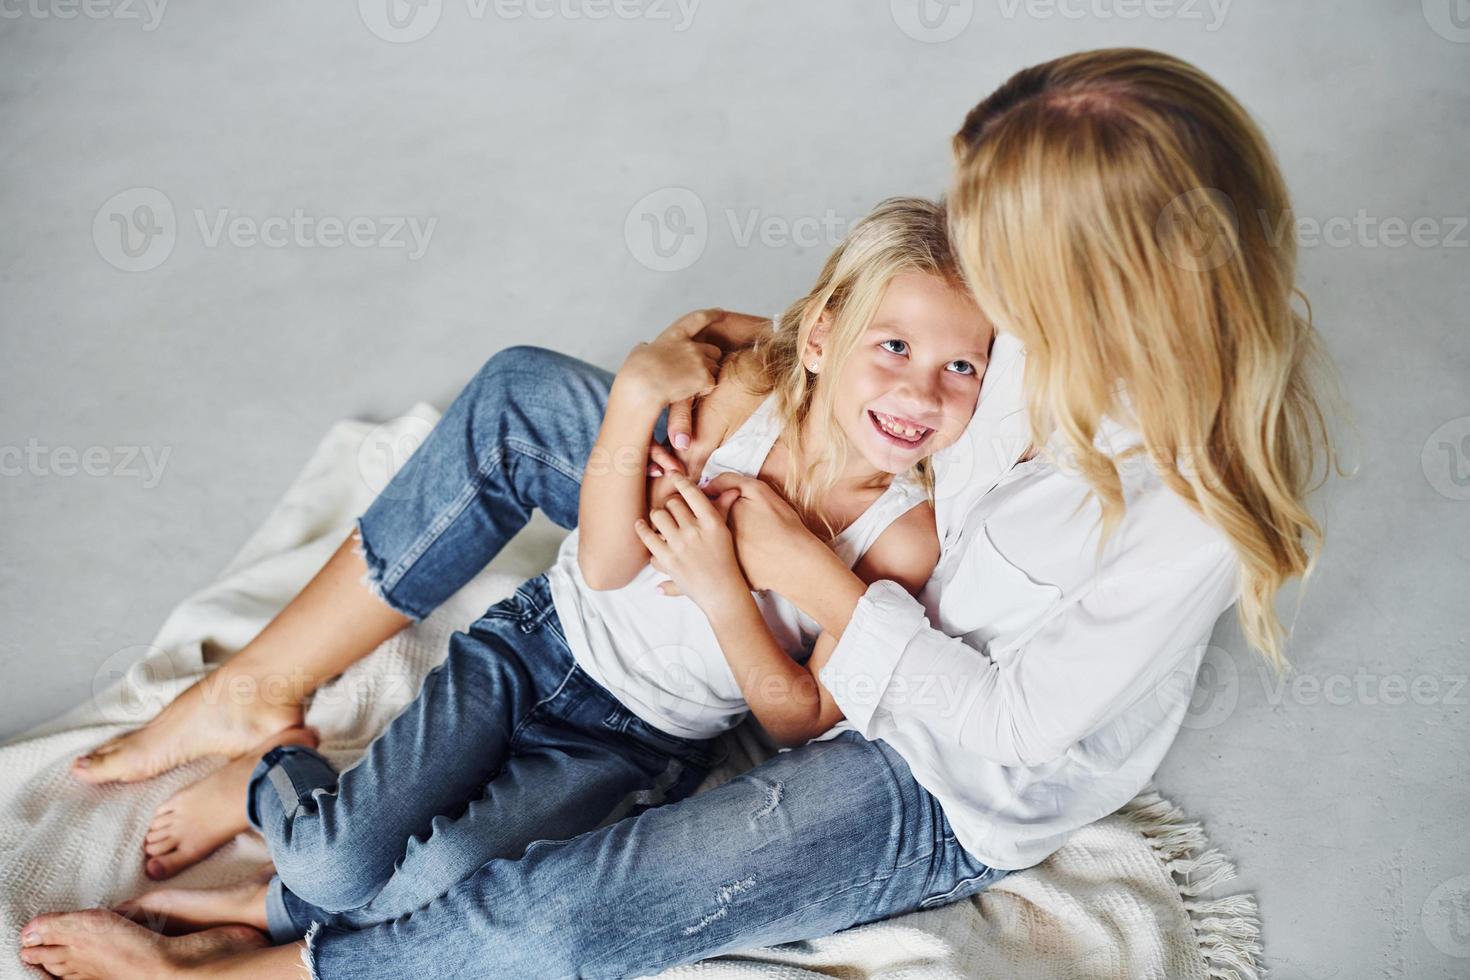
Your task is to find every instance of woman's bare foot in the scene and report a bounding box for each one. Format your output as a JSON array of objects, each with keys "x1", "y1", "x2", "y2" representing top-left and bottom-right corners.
[
  {"x1": 71, "y1": 671, "x2": 304, "y2": 786},
  {"x1": 141, "y1": 729, "x2": 317, "y2": 880},
  {"x1": 18, "y1": 909, "x2": 269, "y2": 980},
  {"x1": 116, "y1": 865, "x2": 275, "y2": 934}
]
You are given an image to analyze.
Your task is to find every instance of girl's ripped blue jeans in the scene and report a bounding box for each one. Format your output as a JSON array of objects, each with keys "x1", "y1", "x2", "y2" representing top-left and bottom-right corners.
[
  {"x1": 248, "y1": 572, "x2": 724, "y2": 941},
  {"x1": 245, "y1": 345, "x2": 1006, "y2": 978}
]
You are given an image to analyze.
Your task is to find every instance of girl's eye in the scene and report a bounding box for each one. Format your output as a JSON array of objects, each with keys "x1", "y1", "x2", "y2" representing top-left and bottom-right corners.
[
  {"x1": 948, "y1": 360, "x2": 976, "y2": 376},
  {"x1": 880, "y1": 339, "x2": 909, "y2": 355}
]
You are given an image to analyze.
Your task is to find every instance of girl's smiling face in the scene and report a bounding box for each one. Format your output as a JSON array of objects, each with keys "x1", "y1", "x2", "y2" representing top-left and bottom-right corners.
[{"x1": 811, "y1": 271, "x2": 992, "y2": 475}]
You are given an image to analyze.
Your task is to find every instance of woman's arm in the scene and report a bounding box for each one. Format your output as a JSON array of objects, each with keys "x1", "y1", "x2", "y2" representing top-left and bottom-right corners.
[
  {"x1": 815, "y1": 543, "x2": 1239, "y2": 765},
  {"x1": 719, "y1": 505, "x2": 938, "y2": 748},
  {"x1": 703, "y1": 469, "x2": 1243, "y2": 767}
]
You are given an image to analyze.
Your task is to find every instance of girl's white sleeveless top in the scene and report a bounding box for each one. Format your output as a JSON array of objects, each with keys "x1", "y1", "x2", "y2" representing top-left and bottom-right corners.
[{"x1": 545, "y1": 393, "x2": 929, "y2": 740}]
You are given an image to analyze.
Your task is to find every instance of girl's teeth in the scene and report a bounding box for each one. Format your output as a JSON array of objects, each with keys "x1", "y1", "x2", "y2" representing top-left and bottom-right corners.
[{"x1": 875, "y1": 412, "x2": 925, "y2": 441}]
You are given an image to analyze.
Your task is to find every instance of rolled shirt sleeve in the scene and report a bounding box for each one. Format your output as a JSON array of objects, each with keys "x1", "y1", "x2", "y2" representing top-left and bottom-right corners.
[
  {"x1": 819, "y1": 542, "x2": 1239, "y2": 769},
  {"x1": 815, "y1": 579, "x2": 934, "y2": 736}
]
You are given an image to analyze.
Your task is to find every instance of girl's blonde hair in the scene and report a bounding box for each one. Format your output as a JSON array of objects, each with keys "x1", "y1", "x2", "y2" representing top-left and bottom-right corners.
[
  {"x1": 740, "y1": 196, "x2": 966, "y2": 533},
  {"x1": 949, "y1": 48, "x2": 1339, "y2": 668}
]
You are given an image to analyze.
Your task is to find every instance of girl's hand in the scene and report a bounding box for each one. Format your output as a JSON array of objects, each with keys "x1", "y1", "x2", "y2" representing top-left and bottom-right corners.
[
  {"x1": 615, "y1": 332, "x2": 722, "y2": 412},
  {"x1": 634, "y1": 476, "x2": 747, "y2": 617}
]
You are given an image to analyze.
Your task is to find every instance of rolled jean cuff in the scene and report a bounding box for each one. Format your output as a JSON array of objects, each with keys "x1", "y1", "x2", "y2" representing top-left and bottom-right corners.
[
  {"x1": 350, "y1": 517, "x2": 425, "y2": 622},
  {"x1": 246, "y1": 744, "x2": 339, "y2": 833},
  {"x1": 265, "y1": 875, "x2": 309, "y2": 944}
]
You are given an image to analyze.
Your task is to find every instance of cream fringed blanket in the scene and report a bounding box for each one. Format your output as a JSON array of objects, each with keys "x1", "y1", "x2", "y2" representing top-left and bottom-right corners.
[{"x1": 0, "y1": 407, "x2": 1264, "y2": 980}]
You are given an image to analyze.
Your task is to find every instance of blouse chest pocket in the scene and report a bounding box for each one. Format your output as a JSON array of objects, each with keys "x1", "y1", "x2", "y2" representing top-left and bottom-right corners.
[{"x1": 940, "y1": 521, "x2": 1063, "y2": 660}]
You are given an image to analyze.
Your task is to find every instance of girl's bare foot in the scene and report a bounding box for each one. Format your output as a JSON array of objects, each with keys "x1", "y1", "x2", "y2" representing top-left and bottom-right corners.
[
  {"x1": 141, "y1": 728, "x2": 318, "y2": 880},
  {"x1": 71, "y1": 671, "x2": 304, "y2": 786},
  {"x1": 18, "y1": 909, "x2": 269, "y2": 980},
  {"x1": 71, "y1": 532, "x2": 412, "y2": 787},
  {"x1": 116, "y1": 865, "x2": 275, "y2": 934}
]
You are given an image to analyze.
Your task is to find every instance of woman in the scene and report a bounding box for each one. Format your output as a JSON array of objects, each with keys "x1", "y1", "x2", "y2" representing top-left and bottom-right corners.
[{"x1": 21, "y1": 47, "x2": 1335, "y2": 979}]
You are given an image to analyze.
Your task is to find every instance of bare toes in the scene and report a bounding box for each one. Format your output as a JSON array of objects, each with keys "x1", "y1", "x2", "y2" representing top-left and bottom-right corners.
[
  {"x1": 146, "y1": 845, "x2": 209, "y2": 881},
  {"x1": 18, "y1": 946, "x2": 65, "y2": 972},
  {"x1": 143, "y1": 841, "x2": 178, "y2": 863}
]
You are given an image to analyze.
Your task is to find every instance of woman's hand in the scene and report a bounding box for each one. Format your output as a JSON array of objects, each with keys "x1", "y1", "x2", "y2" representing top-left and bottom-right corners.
[
  {"x1": 657, "y1": 309, "x2": 773, "y2": 452},
  {"x1": 633, "y1": 475, "x2": 747, "y2": 617},
  {"x1": 696, "y1": 473, "x2": 823, "y2": 594},
  {"x1": 615, "y1": 332, "x2": 721, "y2": 413},
  {"x1": 694, "y1": 473, "x2": 867, "y2": 639}
]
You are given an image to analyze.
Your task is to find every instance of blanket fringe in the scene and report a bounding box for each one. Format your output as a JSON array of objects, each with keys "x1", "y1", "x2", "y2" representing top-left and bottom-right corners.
[{"x1": 1118, "y1": 789, "x2": 1266, "y2": 980}]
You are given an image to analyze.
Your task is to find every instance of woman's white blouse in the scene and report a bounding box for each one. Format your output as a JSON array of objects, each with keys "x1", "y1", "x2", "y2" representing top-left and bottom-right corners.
[{"x1": 816, "y1": 334, "x2": 1241, "y2": 870}]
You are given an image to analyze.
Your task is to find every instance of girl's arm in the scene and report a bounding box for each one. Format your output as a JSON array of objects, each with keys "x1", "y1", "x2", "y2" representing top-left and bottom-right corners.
[
  {"x1": 795, "y1": 507, "x2": 939, "y2": 727},
  {"x1": 577, "y1": 337, "x2": 720, "y2": 590},
  {"x1": 636, "y1": 478, "x2": 938, "y2": 748}
]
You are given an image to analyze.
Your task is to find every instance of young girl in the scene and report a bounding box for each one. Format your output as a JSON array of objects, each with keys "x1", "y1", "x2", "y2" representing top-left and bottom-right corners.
[
  {"x1": 117, "y1": 196, "x2": 992, "y2": 942},
  {"x1": 564, "y1": 195, "x2": 991, "y2": 750}
]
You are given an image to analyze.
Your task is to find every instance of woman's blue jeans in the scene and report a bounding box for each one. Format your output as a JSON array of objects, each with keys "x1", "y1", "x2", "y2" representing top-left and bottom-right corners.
[{"x1": 252, "y1": 346, "x2": 1005, "y2": 979}]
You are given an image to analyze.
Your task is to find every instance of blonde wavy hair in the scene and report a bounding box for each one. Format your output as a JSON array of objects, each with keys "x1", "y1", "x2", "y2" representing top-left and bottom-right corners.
[
  {"x1": 949, "y1": 48, "x2": 1339, "y2": 668},
  {"x1": 737, "y1": 196, "x2": 967, "y2": 534}
]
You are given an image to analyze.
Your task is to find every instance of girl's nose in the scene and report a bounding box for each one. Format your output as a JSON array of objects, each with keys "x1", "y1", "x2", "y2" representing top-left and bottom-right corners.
[{"x1": 896, "y1": 374, "x2": 944, "y2": 415}]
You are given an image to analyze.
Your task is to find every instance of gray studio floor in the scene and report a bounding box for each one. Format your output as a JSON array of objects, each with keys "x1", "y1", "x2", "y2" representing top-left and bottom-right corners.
[{"x1": 1, "y1": 3, "x2": 1466, "y2": 977}]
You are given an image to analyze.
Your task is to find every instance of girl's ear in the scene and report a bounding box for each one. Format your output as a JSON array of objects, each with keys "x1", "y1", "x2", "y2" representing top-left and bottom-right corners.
[{"x1": 803, "y1": 314, "x2": 831, "y2": 374}]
